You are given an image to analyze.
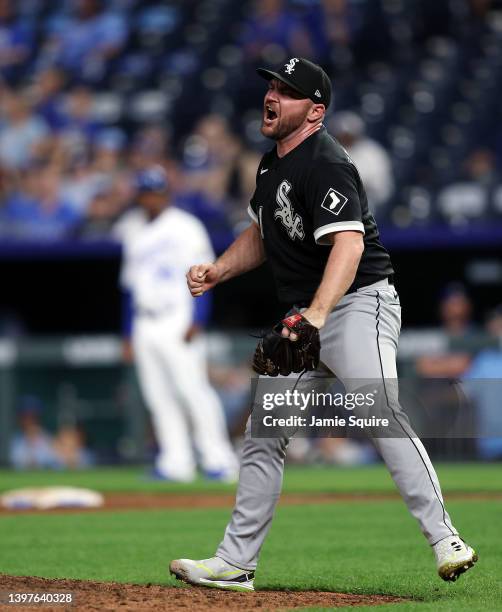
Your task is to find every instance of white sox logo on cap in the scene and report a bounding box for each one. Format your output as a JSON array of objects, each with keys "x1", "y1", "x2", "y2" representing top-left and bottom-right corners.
[
  {"x1": 284, "y1": 57, "x2": 300, "y2": 75},
  {"x1": 257, "y1": 57, "x2": 332, "y2": 107}
]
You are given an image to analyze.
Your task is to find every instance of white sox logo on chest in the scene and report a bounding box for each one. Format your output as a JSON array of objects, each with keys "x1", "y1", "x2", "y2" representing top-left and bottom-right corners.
[{"x1": 274, "y1": 180, "x2": 304, "y2": 240}]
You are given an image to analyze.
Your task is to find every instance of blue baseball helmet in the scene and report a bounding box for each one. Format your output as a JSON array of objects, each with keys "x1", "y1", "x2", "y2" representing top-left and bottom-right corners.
[{"x1": 135, "y1": 166, "x2": 169, "y2": 192}]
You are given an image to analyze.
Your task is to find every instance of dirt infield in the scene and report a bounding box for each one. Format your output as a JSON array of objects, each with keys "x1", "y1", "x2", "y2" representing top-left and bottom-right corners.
[
  {"x1": 0, "y1": 575, "x2": 405, "y2": 611},
  {"x1": 0, "y1": 492, "x2": 389, "y2": 514},
  {"x1": 1, "y1": 490, "x2": 501, "y2": 515}
]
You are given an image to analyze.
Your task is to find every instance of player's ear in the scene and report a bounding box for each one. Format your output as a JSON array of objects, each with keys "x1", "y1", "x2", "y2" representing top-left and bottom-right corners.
[{"x1": 308, "y1": 103, "x2": 325, "y2": 123}]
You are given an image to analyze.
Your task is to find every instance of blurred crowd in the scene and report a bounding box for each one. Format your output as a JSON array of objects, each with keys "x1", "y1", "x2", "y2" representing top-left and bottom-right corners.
[
  {"x1": 9, "y1": 395, "x2": 94, "y2": 470},
  {"x1": 0, "y1": 68, "x2": 397, "y2": 244},
  {"x1": 1, "y1": 0, "x2": 502, "y2": 246},
  {"x1": 0, "y1": 0, "x2": 261, "y2": 244},
  {"x1": 414, "y1": 284, "x2": 502, "y2": 461},
  {"x1": 0, "y1": 75, "x2": 261, "y2": 245}
]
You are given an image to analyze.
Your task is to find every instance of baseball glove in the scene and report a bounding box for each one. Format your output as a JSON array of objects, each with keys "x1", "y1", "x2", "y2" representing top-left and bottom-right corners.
[{"x1": 252, "y1": 313, "x2": 321, "y2": 377}]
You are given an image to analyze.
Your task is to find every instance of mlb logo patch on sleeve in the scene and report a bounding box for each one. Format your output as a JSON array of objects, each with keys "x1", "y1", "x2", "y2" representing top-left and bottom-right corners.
[{"x1": 321, "y1": 188, "x2": 348, "y2": 216}]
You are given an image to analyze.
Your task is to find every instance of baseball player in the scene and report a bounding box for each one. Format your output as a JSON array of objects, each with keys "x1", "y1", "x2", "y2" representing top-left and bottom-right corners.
[
  {"x1": 120, "y1": 166, "x2": 238, "y2": 482},
  {"x1": 170, "y1": 59, "x2": 477, "y2": 589}
]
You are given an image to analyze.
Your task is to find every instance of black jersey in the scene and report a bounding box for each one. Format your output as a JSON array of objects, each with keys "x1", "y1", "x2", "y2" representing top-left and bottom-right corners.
[{"x1": 248, "y1": 126, "x2": 394, "y2": 305}]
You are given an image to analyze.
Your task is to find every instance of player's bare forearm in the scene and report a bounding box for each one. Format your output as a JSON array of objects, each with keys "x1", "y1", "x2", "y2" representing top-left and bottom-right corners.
[
  {"x1": 303, "y1": 231, "x2": 364, "y2": 328},
  {"x1": 187, "y1": 223, "x2": 265, "y2": 297},
  {"x1": 216, "y1": 223, "x2": 266, "y2": 282}
]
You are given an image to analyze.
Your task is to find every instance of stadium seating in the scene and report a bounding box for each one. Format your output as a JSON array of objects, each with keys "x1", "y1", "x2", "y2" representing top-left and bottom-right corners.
[{"x1": 1, "y1": 0, "x2": 501, "y2": 246}]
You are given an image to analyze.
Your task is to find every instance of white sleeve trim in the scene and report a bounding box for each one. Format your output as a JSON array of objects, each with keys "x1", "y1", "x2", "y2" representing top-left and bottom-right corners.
[
  {"x1": 314, "y1": 221, "x2": 365, "y2": 245},
  {"x1": 247, "y1": 204, "x2": 259, "y2": 224}
]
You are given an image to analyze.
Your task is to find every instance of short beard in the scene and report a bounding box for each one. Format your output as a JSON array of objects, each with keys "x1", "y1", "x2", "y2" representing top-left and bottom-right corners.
[{"x1": 261, "y1": 106, "x2": 310, "y2": 141}]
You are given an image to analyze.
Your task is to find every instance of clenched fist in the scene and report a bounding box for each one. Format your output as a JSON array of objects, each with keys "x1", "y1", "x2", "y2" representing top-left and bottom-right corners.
[{"x1": 186, "y1": 263, "x2": 222, "y2": 297}]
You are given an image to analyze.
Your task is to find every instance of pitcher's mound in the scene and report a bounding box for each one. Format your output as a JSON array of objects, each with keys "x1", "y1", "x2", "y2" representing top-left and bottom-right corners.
[{"x1": 0, "y1": 575, "x2": 404, "y2": 610}]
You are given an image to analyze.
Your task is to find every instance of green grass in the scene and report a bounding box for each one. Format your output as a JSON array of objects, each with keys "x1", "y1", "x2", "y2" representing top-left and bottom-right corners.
[
  {"x1": 0, "y1": 463, "x2": 500, "y2": 610},
  {"x1": 0, "y1": 501, "x2": 499, "y2": 610},
  {"x1": 0, "y1": 462, "x2": 500, "y2": 494}
]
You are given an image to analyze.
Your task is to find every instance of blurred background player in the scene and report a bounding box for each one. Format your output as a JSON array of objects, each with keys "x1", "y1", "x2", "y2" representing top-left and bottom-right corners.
[{"x1": 118, "y1": 166, "x2": 238, "y2": 482}]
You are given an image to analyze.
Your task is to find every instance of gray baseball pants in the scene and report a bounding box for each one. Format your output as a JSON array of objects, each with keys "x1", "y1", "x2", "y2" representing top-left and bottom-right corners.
[{"x1": 216, "y1": 279, "x2": 458, "y2": 570}]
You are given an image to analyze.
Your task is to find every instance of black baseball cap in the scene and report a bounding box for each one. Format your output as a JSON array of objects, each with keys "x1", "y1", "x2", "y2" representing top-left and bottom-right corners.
[{"x1": 257, "y1": 57, "x2": 332, "y2": 108}]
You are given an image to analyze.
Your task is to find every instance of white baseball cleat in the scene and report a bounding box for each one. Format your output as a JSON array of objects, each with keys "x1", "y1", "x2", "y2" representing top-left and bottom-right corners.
[
  {"x1": 169, "y1": 556, "x2": 255, "y2": 592},
  {"x1": 434, "y1": 536, "x2": 478, "y2": 582}
]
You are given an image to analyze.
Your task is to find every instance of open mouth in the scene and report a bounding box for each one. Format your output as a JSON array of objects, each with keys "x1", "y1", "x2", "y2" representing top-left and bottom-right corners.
[{"x1": 264, "y1": 104, "x2": 278, "y2": 123}]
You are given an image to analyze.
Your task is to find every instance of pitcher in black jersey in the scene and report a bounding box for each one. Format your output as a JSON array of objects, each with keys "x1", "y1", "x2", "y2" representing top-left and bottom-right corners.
[{"x1": 172, "y1": 58, "x2": 477, "y2": 592}]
